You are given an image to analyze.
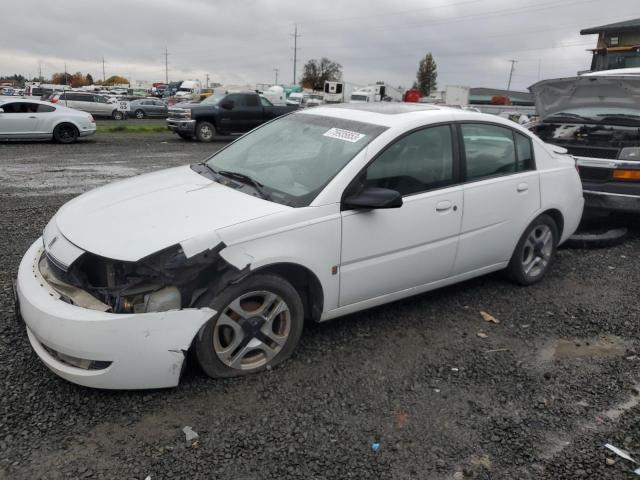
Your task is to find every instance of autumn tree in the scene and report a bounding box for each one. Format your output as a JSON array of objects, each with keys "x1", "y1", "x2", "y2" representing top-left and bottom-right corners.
[
  {"x1": 104, "y1": 75, "x2": 129, "y2": 86},
  {"x1": 51, "y1": 72, "x2": 73, "y2": 85},
  {"x1": 300, "y1": 58, "x2": 342, "y2": 91},
  {"x1": 415, "y1": 53, "x2": 438, "y2": 96}
]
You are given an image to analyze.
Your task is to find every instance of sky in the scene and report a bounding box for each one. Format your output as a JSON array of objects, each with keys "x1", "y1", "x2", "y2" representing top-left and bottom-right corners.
[{"x1": 1, "y1": 0, "x2": 638, "y2": 92}]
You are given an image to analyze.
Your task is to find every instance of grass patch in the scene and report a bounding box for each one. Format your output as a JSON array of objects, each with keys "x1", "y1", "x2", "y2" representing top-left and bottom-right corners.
[{"x1": 96, "y1": 124, "x2": 168, "y2": 134}]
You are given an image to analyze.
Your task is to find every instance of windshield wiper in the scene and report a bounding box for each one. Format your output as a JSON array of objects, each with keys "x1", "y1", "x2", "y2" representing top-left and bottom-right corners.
[
  {"x1": 217, "y1": 170, "x2": 272, "y2": 200},
  {"x1": 597, "y1": 115, "x2": 640, "y2": 125}
]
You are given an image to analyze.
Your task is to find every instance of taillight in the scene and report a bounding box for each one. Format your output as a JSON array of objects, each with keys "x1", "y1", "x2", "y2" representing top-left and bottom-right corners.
[
  {"x1": 89, "y1": 115, "x2": 95, "y2": 123},
  {"x1": 50, "y1": 98, "x2": 58, "y2": 103}
]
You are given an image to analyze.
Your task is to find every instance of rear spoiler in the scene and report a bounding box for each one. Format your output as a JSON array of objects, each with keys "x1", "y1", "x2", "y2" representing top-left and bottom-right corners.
[{"x1": 545, "y1": 143, "x2": 568, "y2": 155}]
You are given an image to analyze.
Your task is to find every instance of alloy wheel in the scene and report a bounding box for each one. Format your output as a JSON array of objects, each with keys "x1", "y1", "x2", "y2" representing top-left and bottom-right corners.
[
  {"x1": 213, "y1": 291, "x2": 291, "y2": 371},
  {"x1": 522, "y1": 224, "x2": 553, "y2": 278}
]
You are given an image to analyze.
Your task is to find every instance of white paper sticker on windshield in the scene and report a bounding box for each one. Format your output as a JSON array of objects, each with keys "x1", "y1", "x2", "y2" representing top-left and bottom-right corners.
[{"x1": 323, "y1": 127, "x2": 366, "y2": 143}]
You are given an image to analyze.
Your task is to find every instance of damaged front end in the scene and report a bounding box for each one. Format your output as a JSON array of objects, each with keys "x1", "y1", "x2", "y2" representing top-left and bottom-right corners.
[{"x1": 43, "y1": 243, "x2": 242, "y2": 314}]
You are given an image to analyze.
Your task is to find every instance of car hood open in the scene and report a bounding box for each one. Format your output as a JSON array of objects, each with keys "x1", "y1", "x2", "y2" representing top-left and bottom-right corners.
[
  {"x1": 529, "y1": 75, "x2": 640, "y2": 119},
  {"x1": 54, "y1": 165, "x2": 289, "y2": 262}
]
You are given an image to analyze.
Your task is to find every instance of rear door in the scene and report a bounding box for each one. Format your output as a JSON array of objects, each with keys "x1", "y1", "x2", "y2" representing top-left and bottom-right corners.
[
  {"x1": 92, "y1": 95, "x2": 113, "y2": 116},
  {"x1": 453, "y1": 122, "x2": 540, "y2": 275}
]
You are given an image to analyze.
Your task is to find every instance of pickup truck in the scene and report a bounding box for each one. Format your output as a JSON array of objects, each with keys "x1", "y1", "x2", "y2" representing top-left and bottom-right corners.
[{"x1": 166, "y1": 92, "x2": 298, "y2": 141}]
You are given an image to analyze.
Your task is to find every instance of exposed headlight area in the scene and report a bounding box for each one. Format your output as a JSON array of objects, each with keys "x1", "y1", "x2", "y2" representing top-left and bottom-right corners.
[
  {"x1": 40, "y1": 244, "x2": 226, "y2": 314},
  {"x1": 40, "y1": 341, "x2": 112, "y2": 371}
]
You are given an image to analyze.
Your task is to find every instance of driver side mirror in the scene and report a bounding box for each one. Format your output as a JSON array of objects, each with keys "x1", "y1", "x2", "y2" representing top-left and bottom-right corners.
[
  {"x1": 220, "y1": 100, "x2": 234, "y2": 110},
  {"x1": 343, "y1": 187, "x2": 403, "y2": 210}
]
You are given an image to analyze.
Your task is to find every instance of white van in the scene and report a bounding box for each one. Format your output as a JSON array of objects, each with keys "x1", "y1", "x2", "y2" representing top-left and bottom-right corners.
[{"x1": 50, "y1": 91, "x2": 124, "y2": 119}]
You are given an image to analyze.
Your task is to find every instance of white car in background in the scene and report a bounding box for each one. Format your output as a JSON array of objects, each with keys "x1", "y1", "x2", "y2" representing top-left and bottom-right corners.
[
  {"x1": 0, "y1": 99, "x2": 96, "y2": 143},
  {"x1": 16, "y1": 104, "x2": 583, "y2": 389}
]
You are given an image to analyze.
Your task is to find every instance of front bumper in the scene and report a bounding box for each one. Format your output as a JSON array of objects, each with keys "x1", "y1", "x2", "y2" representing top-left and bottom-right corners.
[
  {"x1": 167, "y1": 119, "x2": 196, "y2": 134},
  {"x1": 583, "y1": 189, "x2": 640, "y2": 213},
  {"x1": 16, "y1": 238, "x2": 215, "y2": 390}
]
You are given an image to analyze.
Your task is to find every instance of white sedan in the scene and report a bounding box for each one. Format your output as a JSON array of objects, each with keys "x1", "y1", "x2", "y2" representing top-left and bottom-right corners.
[
  {"x1": 16, "y1": 104, "x2": 584, "y2": 389},
  {"x1": 0, "y1": 99, "x2": 95, "y2": 143}
]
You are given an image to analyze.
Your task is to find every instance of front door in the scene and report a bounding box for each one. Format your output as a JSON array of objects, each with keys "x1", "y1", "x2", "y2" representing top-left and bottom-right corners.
[
  {"x1": 0, "y1": 102, "x2": 40, "y2": 136},
  {"x1": 339, "y1": 124, "x2": 463, "y2": 306},
  {"x1": 453, "y1": 122, "x2": 541, "y2": 275}
]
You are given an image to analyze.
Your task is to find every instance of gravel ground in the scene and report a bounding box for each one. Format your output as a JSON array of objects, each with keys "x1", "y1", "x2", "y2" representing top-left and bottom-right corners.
[{"x1": 1, "y1": 132, "x2": 640, "y2": 479}]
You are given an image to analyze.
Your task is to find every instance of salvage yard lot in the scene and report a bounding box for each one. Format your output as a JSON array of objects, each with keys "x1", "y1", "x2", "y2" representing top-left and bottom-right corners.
[{"x1": 1, "y1": 131, "x2": 640, "y2": 479}]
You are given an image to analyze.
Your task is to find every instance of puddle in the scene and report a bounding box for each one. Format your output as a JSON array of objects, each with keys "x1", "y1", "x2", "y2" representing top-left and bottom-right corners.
[{"x1": 539, "y1": 336, "x2": 629, "y2": 363}]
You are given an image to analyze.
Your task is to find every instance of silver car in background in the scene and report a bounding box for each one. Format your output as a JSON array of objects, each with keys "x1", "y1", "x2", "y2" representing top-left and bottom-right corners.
[{"x1": 129, "y1": 99, "x2": 168, "y2": 119}]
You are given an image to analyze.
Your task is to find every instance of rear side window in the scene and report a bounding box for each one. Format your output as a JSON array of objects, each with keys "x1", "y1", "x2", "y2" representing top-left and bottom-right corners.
[
  {"x1": 461, "y1": 124, "x2": 517, "y2": 181},
  {"x1": 336, "y1": 84, "x2": 343, "y2": 94},
  {"x1": 37, "y1": 104, "x2": 55, "y2": 113},
  {"x1": 515, "y1": 132, "x2": 534, "y2": 171},
  {"x1": 1, "y1": 102, "x2": 38, "y2": 113},
  {"x1": 225, "y1": 94, "x2": 245, "y2": 107},
  {"x1": 245, "y1": 95, "x2": 260, "y2": 107}
]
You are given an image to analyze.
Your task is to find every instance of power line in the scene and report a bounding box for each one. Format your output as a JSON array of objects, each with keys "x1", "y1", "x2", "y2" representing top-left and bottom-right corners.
[{"x1": 291, "y1": 24, "x2": 301, "y2": 84}]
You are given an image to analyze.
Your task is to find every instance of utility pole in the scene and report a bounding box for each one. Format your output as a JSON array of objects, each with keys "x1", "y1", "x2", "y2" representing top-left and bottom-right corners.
[
  {"x1": 164, "y1": 47, "x2": 169, "y2": 84},
  {"x1": 273, "y1": 68, "x2": 279, "y2": 85},
  {"x1": 537, "y1": 59, "x2": 542, "y2": 81},
  {"x1": 64, "y1": 63, "x2": 67, "y2": 85},
  {"x1": 205, "y1": 73, "x2": 210, "y2": 88},
  {"x1": 102, "y1": 56, "x2": 106, "y2": 83},
  {"x1": 506, "y1": 59, "x2": 517, "y2": 90},
  {"x1": 38, "y1": 61, "x2": 42, "y2": 82},
  {"x1": 291, "y1": 24, "x2": 301, "y2": 84}
]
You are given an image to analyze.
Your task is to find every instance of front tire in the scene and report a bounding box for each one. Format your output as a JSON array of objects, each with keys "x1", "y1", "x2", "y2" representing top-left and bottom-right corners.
[
  {"x1": 507, "y1": 214, "x2": 558, "y2": 285},
  {"x1": 195, "y1": 121, "x2": 216, "y2": 142},
  {"x1": 195, "y1": 274, "x2": 304, "y2": 378},
  {"x1": 134, "y1": 109, "x2": 145, "y2": 119},
  {"x1": 52, "y1": 123, "x2": 79, "y2": 144}
]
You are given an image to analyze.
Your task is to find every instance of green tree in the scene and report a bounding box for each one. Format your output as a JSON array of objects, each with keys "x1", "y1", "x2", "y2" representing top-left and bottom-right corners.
[
  {"x1": 300, "y1": 57, "x2": 342, "y2": 90},
  {"x1": 415, "y1": 53, "x2": 438, "y2": 96},
  {"x1": 85, "y1": 73, "x2": 94, "y2": 85}
]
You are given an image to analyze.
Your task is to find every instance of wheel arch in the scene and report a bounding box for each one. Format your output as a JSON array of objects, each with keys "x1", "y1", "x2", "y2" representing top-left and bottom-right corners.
[
  {"x1": 541, "y1": 208, "x2": 564, "y2": 240},
  {"x1": 52, "y1": 120, "x2": 81, "y2": 133},
  {"x1": 252, "y1": 262, "x2": 324, "y2": 323}
]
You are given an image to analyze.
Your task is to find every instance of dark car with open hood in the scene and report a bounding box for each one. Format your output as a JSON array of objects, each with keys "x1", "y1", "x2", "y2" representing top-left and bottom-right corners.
[{"x1": 529, "y1": 73, "x2": 640, "y2": 213}]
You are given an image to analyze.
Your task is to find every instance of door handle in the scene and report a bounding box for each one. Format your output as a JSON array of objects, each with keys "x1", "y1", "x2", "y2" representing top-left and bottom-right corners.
[
  {"x1": 517, "y1": 182, "x2": 529, "y2": 193},
  {"x1": 436, "y1": 200, "x2": 453, "y2": 212},
  {"x1": 28, "y1": 116, "x2": 37, "y2": 119}
]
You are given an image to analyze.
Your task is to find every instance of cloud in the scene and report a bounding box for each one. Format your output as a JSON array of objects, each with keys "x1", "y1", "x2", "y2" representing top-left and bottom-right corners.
[{"x1": 2, "y1": 0, "x2": 638, "y2": 91}]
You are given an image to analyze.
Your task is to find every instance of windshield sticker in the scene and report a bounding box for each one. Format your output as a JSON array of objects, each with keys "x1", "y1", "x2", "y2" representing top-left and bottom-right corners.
[{"x1": 323, "y1": 127, "x2": 366, "y2": 143}]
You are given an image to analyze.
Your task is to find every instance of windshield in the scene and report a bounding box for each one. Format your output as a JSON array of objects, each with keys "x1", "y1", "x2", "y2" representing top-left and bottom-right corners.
[
  {"x1": 546, "y1": 106, "x2": 640, "y2": 124},
  {"x1": 351, "y1": 94, "x2": 368, "y2": 102},
  {"x1": 201, "y1": 94, "x2": 225, "y2": 105},
  {"x1": 204, "y1": 114, "x2": 387, "y2": 206}
]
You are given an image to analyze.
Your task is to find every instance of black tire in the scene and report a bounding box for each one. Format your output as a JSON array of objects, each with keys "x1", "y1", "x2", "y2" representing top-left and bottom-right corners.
[
  {"x1": 112, "y1": 110, "x2": 124, "y2": 120},
  {"x1": 195, "y1": 274, "x2": 304, "y2": 378},
  {"x1": 178, "y1": 133, "x2": 194, "y2": 140},
  {"x1": 506, "y1": 214, "x2": 559, "y2": 286},
  {"x1": 52, "y1": 123, "x2": 79, "y2": 144},
  {"x1": 195, "y1": 121, "x2": 216, "y2": 142},
  {"x1": 134, "y1": 109, "x2": 145, "y2": 119}
]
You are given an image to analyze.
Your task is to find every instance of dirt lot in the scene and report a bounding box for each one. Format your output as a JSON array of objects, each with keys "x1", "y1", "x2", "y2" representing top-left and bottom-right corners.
[{"x1": 1, "y1": 129, "x2": 640, "y2": 479}]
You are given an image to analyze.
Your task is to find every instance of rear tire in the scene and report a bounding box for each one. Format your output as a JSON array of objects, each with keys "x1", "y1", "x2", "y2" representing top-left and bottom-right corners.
[
  {"x1": 195, "y1": 274, "x2": 304, "y2": 378},
  {"x1": 52, "y1": 123, "x2": 79, "y2": 144},
  {"x1": 112, "y1": 110, "x2": 124, "y2": 120},
  {"x1": 507, "y1": 214, "x2": 558, "y2": 286},
  {"x1": 195, "y1": 121, "x2": 216, "y2": 142}
]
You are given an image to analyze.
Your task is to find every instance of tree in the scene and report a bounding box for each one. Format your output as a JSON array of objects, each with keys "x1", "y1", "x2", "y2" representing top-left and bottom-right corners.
[
  {"x1": 104, "y1": 75, "x2": 129, "y2": 86},
  {"x1": 70, "y1": 72, "x2": 88, "y2": 88},
  {"x1": 51, "y1": 72, "x2": 73, "y2": 85},
  {"x1": 415, "y1": 53, "x2": 437, "y2": 96},
  {"x1": 85, "y1": 73, "x2": 94, "y2": 85},
  {"x1": 300, "y1": 57, "x2": 342, "y2": 91}
]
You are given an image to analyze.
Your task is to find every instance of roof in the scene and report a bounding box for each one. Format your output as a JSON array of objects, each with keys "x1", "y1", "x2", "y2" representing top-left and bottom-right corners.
[
  {"x1": 580, "y1": 18, "x2": 640, "y2": 35},
  {"x1": 327, "y1": 102, "x2": 440, "y2": 115}
]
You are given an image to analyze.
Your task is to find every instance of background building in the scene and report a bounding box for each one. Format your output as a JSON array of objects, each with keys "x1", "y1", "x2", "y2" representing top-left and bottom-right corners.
[{"x1": 581, "y1": 18, "x2": 640, "y2": 71}]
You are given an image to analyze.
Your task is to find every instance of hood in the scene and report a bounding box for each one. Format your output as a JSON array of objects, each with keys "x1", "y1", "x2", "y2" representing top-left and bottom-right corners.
[
  {"x1": 54, "y1": 165, "x2": 289, "y2": 262},
  {"x1": 529, "y1": 75, "x2": 640, "y2": 119}
]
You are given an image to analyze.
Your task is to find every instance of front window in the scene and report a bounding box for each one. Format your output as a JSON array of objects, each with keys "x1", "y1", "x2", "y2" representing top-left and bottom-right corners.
[
  {"x1": 201, "y1": 93, "x2": 225, "y2": 105},
  {"x1": 351, "y1": 94, "x2": 368, "y2": 102},
  {"x1": 204, "y1": 114, "x2": 387, "y2": 206}
]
